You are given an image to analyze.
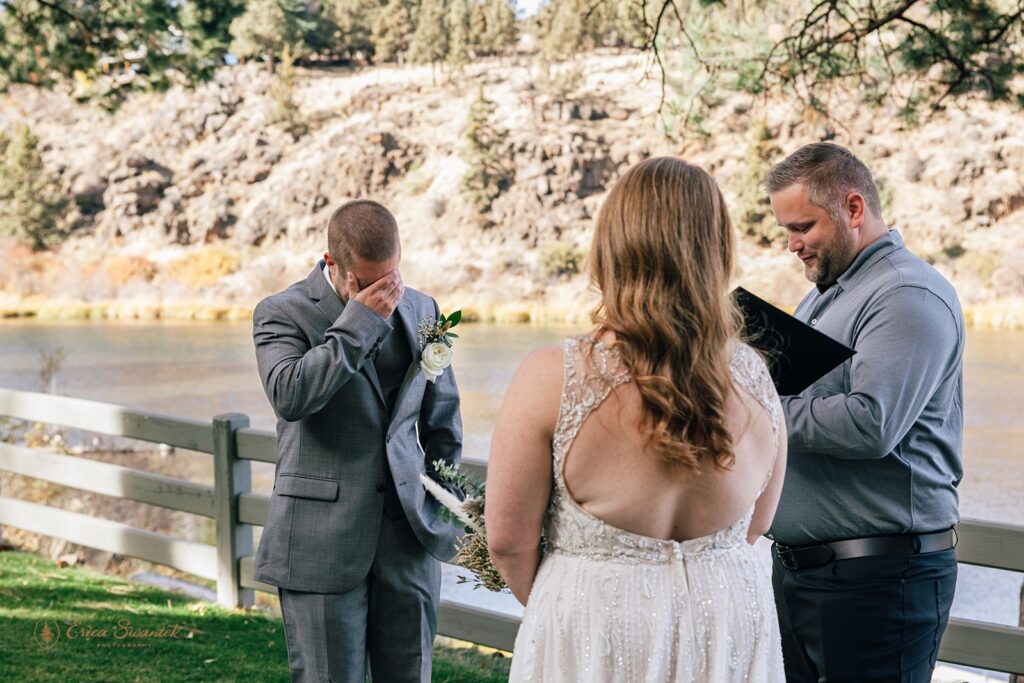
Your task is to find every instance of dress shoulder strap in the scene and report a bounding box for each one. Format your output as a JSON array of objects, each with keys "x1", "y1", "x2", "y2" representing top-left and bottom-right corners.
[
  {"x1": 552, "y1": 335, "x2": 632, "y2": 474},
  {"x1": 729, "y1": 343, "x2": 783, "y2": 494}
]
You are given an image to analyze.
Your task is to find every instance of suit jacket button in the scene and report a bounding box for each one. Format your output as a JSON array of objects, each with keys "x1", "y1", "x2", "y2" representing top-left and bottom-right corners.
[{"x1": 376, "y1": 482, "x2": 385, "y2": 492}]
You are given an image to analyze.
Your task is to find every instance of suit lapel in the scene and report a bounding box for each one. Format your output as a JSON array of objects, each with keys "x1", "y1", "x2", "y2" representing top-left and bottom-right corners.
[
  {"x1": 394, "y1": 296, "x2": 420, "y2": 356},
  {"x1": 388, "y1": 298, "x2": 424, "y2": 424},
  {"x1": 307, "y1": 260, "x2": 386, "y2": 406}
]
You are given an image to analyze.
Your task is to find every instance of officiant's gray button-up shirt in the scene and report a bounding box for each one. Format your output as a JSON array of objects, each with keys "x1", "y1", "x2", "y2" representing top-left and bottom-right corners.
[{"x1": 770, "y1": 230, "x2": 965, "y2": 547}]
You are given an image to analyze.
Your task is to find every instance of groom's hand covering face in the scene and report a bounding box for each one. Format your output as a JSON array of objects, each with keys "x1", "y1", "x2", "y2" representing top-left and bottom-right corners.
[{"x1": 346, "y1": 265, "x2": 404, "y2": 320}]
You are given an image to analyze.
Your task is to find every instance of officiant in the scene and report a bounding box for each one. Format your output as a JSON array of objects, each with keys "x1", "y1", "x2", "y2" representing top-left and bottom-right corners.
[{"x1": 764, "y1": 143, "x2": 964, "y2": 683}]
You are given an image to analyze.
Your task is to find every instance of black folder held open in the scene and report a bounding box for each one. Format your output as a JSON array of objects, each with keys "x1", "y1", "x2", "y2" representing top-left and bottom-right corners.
[{"x1": 732, "y1": 287, "x2": 855, "y2": 396}]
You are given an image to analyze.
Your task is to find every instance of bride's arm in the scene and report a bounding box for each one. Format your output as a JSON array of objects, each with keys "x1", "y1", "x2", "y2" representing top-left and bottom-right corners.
[
  {"x1": 486, "y1": 345, "x2": 562, "y2": 606},
  {"x1": 747, "y1": 413, "x2": 788, "y2": 544}
]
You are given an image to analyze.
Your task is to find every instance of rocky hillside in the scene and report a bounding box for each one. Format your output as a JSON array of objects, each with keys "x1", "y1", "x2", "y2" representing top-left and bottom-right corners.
[{"x1": 1, "y1": 51, "x2": 1022, "y2": 327}]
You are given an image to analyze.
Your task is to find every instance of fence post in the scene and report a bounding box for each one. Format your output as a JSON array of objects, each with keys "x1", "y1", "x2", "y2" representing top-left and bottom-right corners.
[{"x1": 213, "y1": 413, "x2": 254, "y2": 608}]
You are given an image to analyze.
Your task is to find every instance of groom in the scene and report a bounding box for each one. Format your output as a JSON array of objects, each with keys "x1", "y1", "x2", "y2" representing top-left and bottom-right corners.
[{"x1": 252, "y1": 199, "x2": 463, "y2": 682}]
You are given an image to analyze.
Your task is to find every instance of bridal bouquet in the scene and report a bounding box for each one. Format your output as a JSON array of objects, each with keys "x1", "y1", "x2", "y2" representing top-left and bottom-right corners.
[{"x1": 420, "y1": 459, "x2": 507, "y2": 592}]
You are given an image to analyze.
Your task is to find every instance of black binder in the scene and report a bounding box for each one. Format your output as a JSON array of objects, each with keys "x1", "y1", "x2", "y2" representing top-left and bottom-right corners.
[{"x1": 733, "y1": 287, "x2": 855, "y2": 396}]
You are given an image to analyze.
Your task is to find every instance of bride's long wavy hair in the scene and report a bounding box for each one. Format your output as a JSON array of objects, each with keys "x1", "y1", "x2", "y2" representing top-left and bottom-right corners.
[{"x1": 590, "y1": 157, "x2": 741, "y2": 475}]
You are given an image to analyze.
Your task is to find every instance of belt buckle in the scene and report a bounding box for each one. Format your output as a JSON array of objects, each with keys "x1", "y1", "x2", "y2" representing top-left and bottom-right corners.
[{"x1": 776, "y1": 544, "x2": 798, "y2": 570}]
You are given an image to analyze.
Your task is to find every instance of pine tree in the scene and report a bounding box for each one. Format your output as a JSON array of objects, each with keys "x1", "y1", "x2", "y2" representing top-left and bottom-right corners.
[
  {"x1": 268, "y1": 46, "x2": 309, "y2": 139},
  {"x1": 461, "y1": 86, "x2": 511, "y2": 213},
  {"x1": 640, "y1": 1, "x2": 1024, "y2": 120},
  {"x1": 407, "y1": 0, "x2": 449, "y2": 66},
  {"x1": 178, "y1": 0, "x2": 247, "y2": 82},
  {"x1": 607, "y1": 0, "x2": 646, "y2": 48},
  {"x1": 321, "y1": 0, "x2": 386, "y2": 61},
  {"x1": 468, "y1": 1, "x2": 488, "y2": 58},
  {"x1": 229, "y1": 0, "x2": 319, "y2": 73},
  {"x1": 447, "y1": 0, "x2": 471, "y2": 69},
  {"x1": 0, "y1": 126, "x2": 68, "y2": 251},
  {"x1": 0, "y1": 0, "x2": 241, "y2": 104},
  {"x1": 480, "y1": 0, "x2": 517, "y2": 56},
  {"x1": 531, "y1": 0, "x2": 643, "y2": 57},
  {"x1": 536, "y1": 0, "x2": 585, "y2": 62},
  {"x1": 371, "y1": 0, "x2": 415, "y2": 63}
]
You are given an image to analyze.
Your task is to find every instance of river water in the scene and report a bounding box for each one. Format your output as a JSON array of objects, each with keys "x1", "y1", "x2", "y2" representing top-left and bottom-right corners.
[{"x1": 0, "y1": 320, "x2": 1021, "y2": 642}]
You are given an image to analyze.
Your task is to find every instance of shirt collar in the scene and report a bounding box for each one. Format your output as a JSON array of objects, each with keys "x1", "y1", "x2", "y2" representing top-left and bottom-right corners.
[
  {"x1": 322, "y1": 262, "x2": 338, "y2": 296},
  {"x1": 831, "y1": 229, "x2": 903, "y2": 292}
]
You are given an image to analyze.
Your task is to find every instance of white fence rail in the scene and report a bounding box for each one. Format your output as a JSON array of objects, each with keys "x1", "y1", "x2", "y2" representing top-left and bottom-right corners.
[{"x1": 1, "y1": 388, "x2": 1021, "y2": 671}]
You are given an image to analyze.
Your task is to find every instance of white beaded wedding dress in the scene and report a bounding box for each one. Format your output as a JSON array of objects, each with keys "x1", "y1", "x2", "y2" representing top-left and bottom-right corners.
[{"x1": 508, "y1": 336, "x2": 785, "y2": 682}]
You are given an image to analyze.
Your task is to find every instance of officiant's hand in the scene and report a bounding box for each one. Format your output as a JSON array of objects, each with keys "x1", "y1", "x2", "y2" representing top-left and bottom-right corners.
[{"x1": 347, "y1": 270, "x2": 403, "y2": 320}]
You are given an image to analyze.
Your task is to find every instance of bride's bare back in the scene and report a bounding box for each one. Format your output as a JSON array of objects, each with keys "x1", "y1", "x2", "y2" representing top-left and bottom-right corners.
[{"x1": 563, "y1": 336, "x2": 786, "y2": 543}]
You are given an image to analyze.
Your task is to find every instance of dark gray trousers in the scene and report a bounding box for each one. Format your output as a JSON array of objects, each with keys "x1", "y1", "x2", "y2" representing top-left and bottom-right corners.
[
  {"x1": 772, "y1": 546, "x2": 957, "y2": 682},
  {"x1": 278, "y1": 511, "x2": 442, "y2": 683}
]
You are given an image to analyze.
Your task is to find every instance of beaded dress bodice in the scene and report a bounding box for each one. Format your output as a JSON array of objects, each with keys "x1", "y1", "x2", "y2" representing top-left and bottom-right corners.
[{"x1": 544, "y1": 336, "x2": 781, "y2": 564}]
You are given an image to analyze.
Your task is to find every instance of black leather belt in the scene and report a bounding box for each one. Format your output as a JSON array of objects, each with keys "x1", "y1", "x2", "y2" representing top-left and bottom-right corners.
[{"x1": 774, "y1": 529, "x2": 957, "y2": 571}]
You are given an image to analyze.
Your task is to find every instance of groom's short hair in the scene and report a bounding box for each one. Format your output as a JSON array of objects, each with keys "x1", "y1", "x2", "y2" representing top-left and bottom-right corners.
[
  {"x1": 327, "y1": 199, "x2": 400, "y2": 269},
  {"x1": 765, "y1": 142, "x2": 883, "y2": 225}
]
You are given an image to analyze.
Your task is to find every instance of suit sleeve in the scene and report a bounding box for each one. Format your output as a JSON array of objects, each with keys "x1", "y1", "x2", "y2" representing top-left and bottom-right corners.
[
  {"x1": 781, "y1": 285, "x2": 962, "y2": 459},
  {"x1": 253, "y1": 295, "x2": 393, "y2": 422},
  {"x1": 418, "y1": 299, "x2": 463, "y2": 475}
]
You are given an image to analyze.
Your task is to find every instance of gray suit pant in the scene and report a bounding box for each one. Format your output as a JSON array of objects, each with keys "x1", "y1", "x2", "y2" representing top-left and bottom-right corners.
[{"x1": 278, "y1": 512, "x2": 442, "y2": 683}]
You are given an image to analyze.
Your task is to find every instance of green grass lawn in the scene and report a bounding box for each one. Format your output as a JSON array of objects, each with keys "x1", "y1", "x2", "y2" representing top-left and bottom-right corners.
[{"x1": 0, "y1": 549, "x2": 510, "y2": 682}]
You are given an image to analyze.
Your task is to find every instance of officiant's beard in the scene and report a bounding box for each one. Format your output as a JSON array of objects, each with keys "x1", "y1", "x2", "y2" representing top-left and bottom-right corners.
[{"x1": 807, "y1": 222, "x2": 857, "y2": 286}]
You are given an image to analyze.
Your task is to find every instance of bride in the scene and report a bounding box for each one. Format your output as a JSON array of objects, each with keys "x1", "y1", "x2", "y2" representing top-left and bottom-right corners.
[{"x1": 485, "y1": 157, "x2": 787, "y2": 682}]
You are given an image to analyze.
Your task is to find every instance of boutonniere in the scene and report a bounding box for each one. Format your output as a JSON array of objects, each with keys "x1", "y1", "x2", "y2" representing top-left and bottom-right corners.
[{"x1": 417, "y1": 309, "x2": 461, "y2": 383}]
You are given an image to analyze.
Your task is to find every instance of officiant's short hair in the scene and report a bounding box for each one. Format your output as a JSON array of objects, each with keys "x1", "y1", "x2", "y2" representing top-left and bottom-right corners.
[
  {"x1": 765, "y1": 143, "x2": 883, "y2": 225},
  {"x1": 327, "y1": 199, "x2": 400, "y2": 268}
]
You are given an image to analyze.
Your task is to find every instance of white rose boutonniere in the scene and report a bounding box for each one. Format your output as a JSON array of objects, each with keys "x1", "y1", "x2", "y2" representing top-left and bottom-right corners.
[
  {"x1": 420, "y1": 342, "x2": 453, "y2": 382},
  {"x1": 417, "y1": 309, "x2": 461, "y2": 383}
]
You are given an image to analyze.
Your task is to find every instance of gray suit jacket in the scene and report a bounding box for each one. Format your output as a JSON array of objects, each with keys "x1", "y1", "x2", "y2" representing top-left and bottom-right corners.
[{"x1": 252, "y1": 263, "x2": 463, "y2": 593}]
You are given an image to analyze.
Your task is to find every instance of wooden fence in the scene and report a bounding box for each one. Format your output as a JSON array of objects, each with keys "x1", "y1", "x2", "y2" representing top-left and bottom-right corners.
[{"x1": 0, "y1": 387, "x2": 1021, "y2": 674}]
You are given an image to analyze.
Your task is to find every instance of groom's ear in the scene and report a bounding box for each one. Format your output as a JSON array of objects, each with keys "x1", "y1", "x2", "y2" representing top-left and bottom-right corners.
[{"x1": 323, "y1": 251, "x2": 334, "y2": 267}]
